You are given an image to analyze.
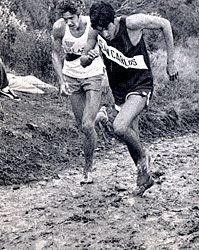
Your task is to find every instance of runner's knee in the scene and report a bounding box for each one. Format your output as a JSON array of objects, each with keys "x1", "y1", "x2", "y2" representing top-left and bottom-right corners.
[
  {"x1": 113, "y1": 120, "x2": 128, "y2": 138},
  {"x1": 82, "y1": 119, "x2": 94, "y2": 136}
]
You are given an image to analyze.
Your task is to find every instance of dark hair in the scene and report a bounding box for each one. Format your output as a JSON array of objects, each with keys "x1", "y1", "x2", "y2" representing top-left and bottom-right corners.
[
  {"x1": 90, "y1": 1, "x2": 115, "y2": 29},
  {"x1": 57, "y1": 0, "x2": 85, "y2": 15}
]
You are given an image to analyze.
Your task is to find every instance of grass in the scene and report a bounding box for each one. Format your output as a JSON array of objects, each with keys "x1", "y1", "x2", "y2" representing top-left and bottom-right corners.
[{"x1": 140, "y1": 38, "x2": 199, "y2": 139}]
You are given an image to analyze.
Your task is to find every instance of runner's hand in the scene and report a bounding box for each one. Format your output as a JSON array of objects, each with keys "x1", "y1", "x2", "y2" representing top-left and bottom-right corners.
[
  {"x1": 166, "y1": 62, "x2": 179, "y2": 81},
  {"x1": 59, "y1": 82, "x2": 71, "y2": 96},
  {"x1": 80, "y1": 50, "x2": 99, "y2": 67},
  {"x1": 87, "y1": 49, "x2": 99, "y2": 61}
]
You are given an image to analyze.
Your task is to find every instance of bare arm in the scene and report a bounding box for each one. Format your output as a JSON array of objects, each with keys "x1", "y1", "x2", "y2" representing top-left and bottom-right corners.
[
  {"x1": 52, "y1": 19, "x2": 71, "y2": 95},
  {"x1": 126, "y1": 14, "x2": 178, "y2": 80},
  {"x1": 80, "y1": 28, "x2": 99, "y2": 68}
]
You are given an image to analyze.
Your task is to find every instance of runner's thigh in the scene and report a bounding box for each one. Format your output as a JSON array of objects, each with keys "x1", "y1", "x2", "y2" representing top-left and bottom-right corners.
[
  {"x1": 83, "y1": 90, "x2": 102, "y2": 124},
  {"x1": 70, "y1": 91, "x2": 86, "y2": 127},
  {"x1": 114, "y1": 94, "x2": 147, "y2": 130}
]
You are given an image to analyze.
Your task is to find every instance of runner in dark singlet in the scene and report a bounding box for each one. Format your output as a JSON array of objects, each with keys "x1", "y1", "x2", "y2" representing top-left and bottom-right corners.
[
  {"x1": 80, "y1": 2, "x2": 178, "y2": 197},
  {"x1": 98, "y1": 17, "x2": 153, "y2": 106}
]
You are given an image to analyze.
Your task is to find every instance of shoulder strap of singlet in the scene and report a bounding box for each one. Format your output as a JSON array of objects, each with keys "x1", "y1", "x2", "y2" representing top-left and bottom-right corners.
[
  {"x1": 115, "y1": 16, "x2": 128, "y2": 37},
  {"x1": 120, "y1": 16, "x2": 127, "y2": 26},
  {"x1": 119, "y1": 15, "x2": 145, "y2": 45}
]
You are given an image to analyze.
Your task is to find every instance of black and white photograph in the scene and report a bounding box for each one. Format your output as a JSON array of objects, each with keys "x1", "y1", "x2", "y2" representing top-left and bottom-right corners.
[{"x1": 0, "y1": 0, "x2": 198, "y2": 249}]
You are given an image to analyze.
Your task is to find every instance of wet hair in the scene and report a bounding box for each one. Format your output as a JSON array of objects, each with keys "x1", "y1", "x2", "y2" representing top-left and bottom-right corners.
[
  {"x1": 57, "y1": 0, "x2": 85, "y2": 15},
  {"x1": 90, "y1": 1, "x2": 115, "y2": 29}
]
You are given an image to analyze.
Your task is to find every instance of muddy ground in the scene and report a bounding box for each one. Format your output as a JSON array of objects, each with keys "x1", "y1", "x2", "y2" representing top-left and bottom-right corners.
[{"x1": 0, "y1": 90, "x2": 198, "y2": 250}]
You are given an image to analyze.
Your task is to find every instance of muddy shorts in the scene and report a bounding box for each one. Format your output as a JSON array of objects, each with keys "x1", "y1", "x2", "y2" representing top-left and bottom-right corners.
[{"x1": 63, "y1": 74, "x2": 103, "y2": 94}]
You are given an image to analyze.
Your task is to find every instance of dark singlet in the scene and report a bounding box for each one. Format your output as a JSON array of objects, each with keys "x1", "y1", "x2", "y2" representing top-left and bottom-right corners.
[{"x1": 98, "y1": 17, "x2": 153, "y2": 105}]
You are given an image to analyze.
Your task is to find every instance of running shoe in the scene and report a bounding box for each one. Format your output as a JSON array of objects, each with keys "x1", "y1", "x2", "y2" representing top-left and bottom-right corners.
[
  {"x1": 95, "y1": 106, "x2": 108, "y2": 123},
  {"x1": 80, "y1": 172, "x2": 93, "y2": 185},
  {"x1": 137, "y1": 155, "x2": 151, "y2": 186},
  {"x1": 131, "y1": 176, "x2": 154, "y2": 197},
  {"x1": 132, "y1": 155, "x2": 154, "y2": 197}
]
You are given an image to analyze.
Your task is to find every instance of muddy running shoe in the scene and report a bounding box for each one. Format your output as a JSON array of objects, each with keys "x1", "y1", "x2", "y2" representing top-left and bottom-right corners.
[
  {"x1": 132, "y1": 155, "x2": 154, "y2": 197},
  {"x1": 95, "y1": 106, "x2": 108, "y2": 123},
  {"x1": 131, "y1": 176, "x2": 154, "y2": 197},
  {"x1": 80, "y1": 172, "x2": 93, "y2": 185},
  {"x1": 137, "y1": 155, "x2": 151, "y2": 186}
]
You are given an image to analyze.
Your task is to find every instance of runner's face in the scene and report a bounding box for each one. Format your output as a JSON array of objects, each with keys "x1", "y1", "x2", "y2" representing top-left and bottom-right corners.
[
  {"x1": 62, "y1": 12, "x2": 80, "y2": 30},
  {"x1": 96, "y1": 23, "x2": 116, "y2": 41}
]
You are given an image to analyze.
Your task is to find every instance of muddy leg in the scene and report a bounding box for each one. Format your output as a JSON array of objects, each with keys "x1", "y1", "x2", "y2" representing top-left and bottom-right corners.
[
  {"x1": 113, "y1": 94, "x2": 154, "y2": 196},
  {"x1": 70, "y1": 89, "x2": 102, "y2": 183},
  {"x1": 81, "y1": 89, "x2": 102, "y2": 177}
]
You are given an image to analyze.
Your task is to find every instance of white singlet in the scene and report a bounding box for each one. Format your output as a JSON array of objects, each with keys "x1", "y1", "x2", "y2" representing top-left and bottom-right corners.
[{"x1": 62, "y1": 16, "x2": 104, "y2": 78}]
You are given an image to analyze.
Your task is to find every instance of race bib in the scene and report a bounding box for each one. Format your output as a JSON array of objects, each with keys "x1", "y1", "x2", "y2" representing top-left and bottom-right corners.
[{"x1": 98, "y1": 35, "x2": 148, "y2": 70}]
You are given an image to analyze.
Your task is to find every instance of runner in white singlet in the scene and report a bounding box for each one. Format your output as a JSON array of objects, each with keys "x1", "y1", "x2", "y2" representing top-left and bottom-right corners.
[{"x1": 52, "y1": 0, "x2": 108, "y2": 184}]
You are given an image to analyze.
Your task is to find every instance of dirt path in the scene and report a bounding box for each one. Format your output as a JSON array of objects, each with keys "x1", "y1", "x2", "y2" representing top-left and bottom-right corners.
[{"x1": 0, "y1": 134, "x2": 198, "y2": 250}]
